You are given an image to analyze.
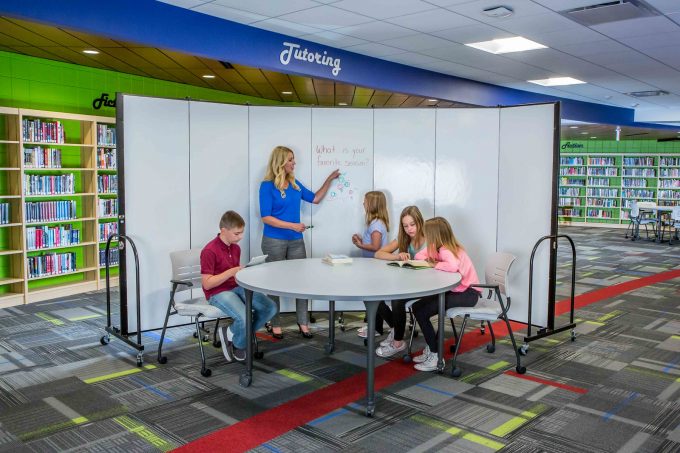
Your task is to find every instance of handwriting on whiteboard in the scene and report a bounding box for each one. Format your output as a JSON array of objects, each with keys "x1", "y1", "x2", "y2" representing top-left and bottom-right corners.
[{"x1": 315, "y1": 144, "x2": 370, "y2": 168}]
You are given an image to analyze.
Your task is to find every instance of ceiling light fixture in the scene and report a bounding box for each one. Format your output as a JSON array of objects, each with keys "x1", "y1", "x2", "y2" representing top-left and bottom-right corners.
[
  {"x1": 82, "y1": 49, "x2": 99, "y2": 55},
  {"x1": 482, "y1": 5, "x2": 514, "y2": 18},
  {"x1": 338, "y1": 102, "x2": 348, "y2": 106},
  {"x1": 590, "y1": 136, "x2": 597, "y2": 139},
  {"x1": 631, "y1": 102, "x2": 640, "y2": 107},
  {"x1": 528, "y1": 77, "x2": 586, "y2": 86},
  {"x1": 465, "y1": 36, "x2": 546, "y2": 54},
  {"x1": 570, "y1": 126, "x2": 579, "y2": 129},
  {"x1": 202, "y1": 74, "x2": 215, "y2": 79},
  {"x1": 581, "y1": 132, "x2": 588, "y2": 135},
  {"x1": 428, "y1": 99, "x2": 438, "y2": 102},
  {"x1": 281, "y1": 91, "x2": 293, "y2": 95},
  {"x1": 626, "y1": 90, "x2": 669, "y2": 97}
]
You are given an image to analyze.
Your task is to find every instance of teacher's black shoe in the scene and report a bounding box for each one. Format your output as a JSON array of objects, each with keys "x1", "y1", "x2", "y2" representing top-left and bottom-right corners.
[
  {"x1": 297, "y1": 323, "x2": 314, "y2": 339},
  {"x1": 271, "y1": 329, "x2": 284, "y2": 340}
]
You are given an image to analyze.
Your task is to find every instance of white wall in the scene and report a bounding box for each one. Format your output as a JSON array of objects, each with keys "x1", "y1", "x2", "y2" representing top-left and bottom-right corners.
[{"x1": 120, "y1": 97, "x2": 556, "y2": 332}]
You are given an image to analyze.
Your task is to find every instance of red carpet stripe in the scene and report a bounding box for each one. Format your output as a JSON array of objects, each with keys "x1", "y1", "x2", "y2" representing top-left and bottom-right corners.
[
  {"x1": 175, "y1": 269, "x2": 680, "y2": 453},
  {"x1": 504, "y1": 370, "x2": 588, "y2": 394}
]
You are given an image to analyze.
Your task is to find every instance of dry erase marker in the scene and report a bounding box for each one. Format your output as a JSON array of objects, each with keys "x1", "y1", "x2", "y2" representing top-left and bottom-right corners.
[{"x1": 306, "y1": 225, "x2": 314, "y2": 229}]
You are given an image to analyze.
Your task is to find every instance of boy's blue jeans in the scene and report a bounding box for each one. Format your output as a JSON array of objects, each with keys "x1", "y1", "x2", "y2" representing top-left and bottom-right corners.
[{"x1": 208, "y1": 286, "x2": 277, "y2": 350}]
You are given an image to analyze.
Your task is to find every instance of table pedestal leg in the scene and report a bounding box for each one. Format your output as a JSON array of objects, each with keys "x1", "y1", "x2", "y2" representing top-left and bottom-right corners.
[
  {"x1": 325, "y1": 300, "x2": 335, "y2": 354},
  {"x1": 239, "y1": 289, "x2": 253, "y2": 387},
  {"x1": 437, "y1": 292, "x2": 445, "y2": 374},
  {"x1": 364, "y1": 300, "x2": 379, "y2": 417}
]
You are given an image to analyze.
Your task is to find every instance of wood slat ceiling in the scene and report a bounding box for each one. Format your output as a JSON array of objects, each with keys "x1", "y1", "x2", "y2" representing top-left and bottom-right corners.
[{"x1": 0, "y1": 16, "x2": 469, "y2": 109}]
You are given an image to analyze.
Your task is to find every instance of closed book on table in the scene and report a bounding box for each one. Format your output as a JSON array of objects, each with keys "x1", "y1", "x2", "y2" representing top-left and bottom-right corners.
[{"x1": 322, "y1": 254, "x2": 353, "y2": 265}]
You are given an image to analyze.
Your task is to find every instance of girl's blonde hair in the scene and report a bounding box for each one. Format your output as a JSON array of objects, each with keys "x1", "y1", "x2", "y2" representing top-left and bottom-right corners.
[
  {"x1": 397, "y1": 206, "x2": 424, "y2": 253},
  {"x1": 423, "y1": 217, "x2": 463, "y2": 258},
  {"x1": 364, "y1": 191, "x2": 390, "y2": 231},
  {"x1": 264, "y1": 146, "x2": 299, "y2": 196}
]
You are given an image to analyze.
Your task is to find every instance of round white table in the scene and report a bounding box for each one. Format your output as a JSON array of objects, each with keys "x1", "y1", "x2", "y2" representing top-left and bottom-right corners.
[{"x1": 236, "y1": 258, "x2": 461, "y2": 416}]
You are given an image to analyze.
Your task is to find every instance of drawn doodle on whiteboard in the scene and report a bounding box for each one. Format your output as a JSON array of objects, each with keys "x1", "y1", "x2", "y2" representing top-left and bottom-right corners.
[{"x1": 328, "y1": 172, "x2": 356, "y2": 201}]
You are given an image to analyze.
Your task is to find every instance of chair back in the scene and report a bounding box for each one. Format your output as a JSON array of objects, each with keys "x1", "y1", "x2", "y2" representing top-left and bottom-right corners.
[
  {"x1": 672, "y1": 206, "x2": 680, "y2": 222},
  {"x1": 170, "y1": 249, "x2": 203, "y2": 293},
  {"x1": 484, "y1": 252, "x2": 516, "y2": 299},
  {"x1": 638, "y1": 201, "x2": 656, "y2": 209},
  {"x1": 630, "y1": 200, "x2": 639, "y2": 218}
]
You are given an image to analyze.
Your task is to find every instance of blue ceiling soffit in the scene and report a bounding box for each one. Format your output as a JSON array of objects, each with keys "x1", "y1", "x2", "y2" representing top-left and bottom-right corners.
[{"x1": 1, "y1": 0, "x2": 675, "y2": 129}]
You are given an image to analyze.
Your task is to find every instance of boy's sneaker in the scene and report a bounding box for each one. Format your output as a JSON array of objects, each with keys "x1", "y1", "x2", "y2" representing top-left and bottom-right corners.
[
  {"x1": 357, "y1": 325, "x2": 381, "y2": 338},
  {"x1": 226, "y1": 325, "x2": 234, "y2": 342},
  {"x1": 218, "y1": 327, "x2": 233, "y2": 362},
  {"x1": 232, "y1": 346, "x2": 246, "y2": 362},
  {"x1": 414, "y1": 351, "x2": 439, "y2": 372},
  {"x1": 379, "y1": 330, "x2": 394, "y2": 347},
  {"x1": 375, "y1": 340, "x2": 406, "y2": 358},
  {"x1": 412, "y1": 345, "x2": 431, "y2": 364}
]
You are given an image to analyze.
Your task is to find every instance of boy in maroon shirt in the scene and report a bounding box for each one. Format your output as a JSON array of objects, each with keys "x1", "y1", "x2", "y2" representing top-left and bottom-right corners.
[{"x1": 201, "y1": 211, "x2": 277, "y2": 362}]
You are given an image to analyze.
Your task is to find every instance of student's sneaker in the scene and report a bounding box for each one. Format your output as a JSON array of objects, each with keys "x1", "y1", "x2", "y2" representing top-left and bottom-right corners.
[
  {"x1": 379, "y1": 329, "x2": 394, "y2": 347},
  {"x1": 357, "y1": 325, "x2": 381, "y2": 338},
  {"x1": 412, "y1": 345, "x2": 431, "y2": 364},
  {"x1": 414, "y1": 351, "x2": 439, "y2": 372},
  {"x1": 375, "y1": 340, "x2": 406, "y2": 358},
  {"x1": 232, "y1": 346, "x2": 246, "y2": 362},
  {"x1": 226, "y1": 325, "x2": 234, "y2": 342},
  {"x1": 218, "y1": 327, "x2": 233, "y2": 362}
]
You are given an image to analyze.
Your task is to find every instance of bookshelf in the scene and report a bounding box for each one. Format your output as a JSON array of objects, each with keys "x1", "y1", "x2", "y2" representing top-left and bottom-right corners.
[
  {"x1": 0, "y1": 107, "x2": 118, "y2": 308},
  {"x1": 559, "y1": 149, "x2": 680, "y2": 228}
]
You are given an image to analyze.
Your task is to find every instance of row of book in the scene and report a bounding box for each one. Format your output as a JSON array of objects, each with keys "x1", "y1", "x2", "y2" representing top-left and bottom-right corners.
[
  {"x1": 558, "y1": 208, "x2": 581, "y2": 217},
  {"x1": 27, "y1": 252, "x2": 76, "y2": 279},
  {"x1": 659, "y1": 190, "x2": 680, "y2": 200},
  {"x1": 589, "y1": 157, "x2": 616, "y2": 166},
  {"x1": 559, "y1": 168, "x2": 585, "y2": 176},
  {"x1": 587, "y1": 209, "x2": 614, "y2": 218},
  {"x1": 97, "y1": 148, "x2": 117, "y2": 169},
  {"x1": 22, "y1": 118, "x2": 64, "y2": 144},
  {"x1": 560, "y1": 157, "x2": 584, "y2": 165},
  {"x1": 26, "y1": 225, "x2": 80, "y2": 250},
  {"x1": 587, "y1": 177, "x2": 610, "y2": 186},
  {"x1": 558, "y1": 197, "x2": 581, "y2": 206},
  {"x1": 100, "y1": 248, "x2": 119, "y2": 267},
  {"x1": 587, "y1": 188, "x2": 618, "y2": 197},
  {"x1": 622, "y1": 189, "x2": 655, "y2": 198},
  {"x1": 97, "y1": 175, "x2": 117, "y2": 194},
  {"x1": 588, "y1": 168, "x2": 617, "y2": 176},
  {"x1": 99, "y1": 222, "x2": 118, "y2": 242},
  {"x1": 560, "y1": 178, "x2": 585, "y2": 186},
  {"x1": 660, "y1": 169, "x2": 680, "y2": 177},
  {"x1": 659, "y1": 179, "x2": 680, "y2": 188},
  {"x1": 99, "y1": 199, "x2": 118, "y2": 217},
  {"x1": 623, "y1": 168, "x2": 655, "y2": 177},
  {"x1": 622, "y1": 179, "x2": 647, "y2": 188},
  {"x1": 24, "y1": 147, "x2": 62, "y2": 168},
  {"x1": 25, "y1": 200, "x2": 77, "y2": 223},
  {"x1": 623, "y1": 157, "x2": 655, "y2": 167},
  {"x1": 587, "y1": 199, "x2": 617, "y2": 208},
  {"x1": 0, "y1": 202, "x2": 9, "y2": 224},
  {"x1": 97, "y1": 124, "x2": 116, "y2": 146},
  {"x1": 24, "y1": 174, "x2": 75, "y2": 195},
  {"x1": 660, "y1": 157, "x2": 680, "y2": 166}
]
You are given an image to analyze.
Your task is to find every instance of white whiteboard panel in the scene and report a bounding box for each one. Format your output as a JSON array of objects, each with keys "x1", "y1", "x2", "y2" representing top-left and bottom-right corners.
[
  {"x1": 121, "y1": 95, "x2": 190, "y2": 332},
  {"x1": 435, "y1": 109, "x2": 500, "y2": 279},
  {"x1": 189, "y1": 102, "x2": 249, "y2": 255},
  {"x1": 374, "y1": 109, "x2": 435, "y2": 237},
  {"x1": 498, "y1": 104, "x2": 556, "y2": 327},
  {"x1": 248, "y1": 107, "x2": 312, "y2": 314},
  {"x1": 310, "y1": 108, "x2": 374, "y2": 312}
]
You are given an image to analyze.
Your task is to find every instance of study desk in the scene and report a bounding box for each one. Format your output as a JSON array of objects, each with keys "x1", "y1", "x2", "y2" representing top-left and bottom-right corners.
[{"x1": 236, "y1": 258, "x2": 461, "y2": 416}]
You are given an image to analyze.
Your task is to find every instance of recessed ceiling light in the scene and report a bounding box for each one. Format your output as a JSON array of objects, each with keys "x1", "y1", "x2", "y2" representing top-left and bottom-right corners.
[
  {"x1": 465, "y1": 36, "x2": 546, "y2": 54},
  {"x1": 338, "y1": 102, "x2": 348, "y2": 106},
  {"x1": 428, "y1": 99, "x2": 438, "y2": 102},
  {"x1": 528, "y1": 77, "x2": 585, "y2": 86},
  {"x1": 580, "y1": 132, "x2": 588, "y2": 135},
  {"x1": 590, "y1": 136, "x2": 597, "y2": 139},
  {"x1": 569, "y1": 126, "x2": 578, "y2": 129},
  {"x1": 281, "y1": 91, "x2": 293, "y2": 95},
  {"x1": 82, "y1": 49, "x2": 99, "y2": 55},
  {"x1": 202, "y1": 74, "x2": 216, "y2": 79},
  {"x1": 631, "y1": 103, "x2": 639, "y2": 107}
]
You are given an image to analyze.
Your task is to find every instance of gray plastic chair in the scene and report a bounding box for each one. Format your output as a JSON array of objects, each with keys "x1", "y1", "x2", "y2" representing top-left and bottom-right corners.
[
  {"x1": 157, "y1": 249, "x2": 225, "y2": 377},
  {"x1": 663, "y1": 206, "x2": 680, "y2": 245},
  {"x1": 446, "y1": 252, "x2": 525, "y2": 377}
]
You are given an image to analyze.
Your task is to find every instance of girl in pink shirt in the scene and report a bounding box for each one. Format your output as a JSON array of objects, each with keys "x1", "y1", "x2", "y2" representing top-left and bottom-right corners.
[{"x1": 411, "y1": 217, "x2": 481, "y2": 372}]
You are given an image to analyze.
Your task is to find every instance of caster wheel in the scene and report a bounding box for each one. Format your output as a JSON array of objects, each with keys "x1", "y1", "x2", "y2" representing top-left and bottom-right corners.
[
  {"x1": 201, "y1": 368, "x2": 212, "y2": 377},
  {"x1": 402, "y1": 355, "x2": 412, "y2": 363},
  {"x1": 480, "y1": 328, "x2": 485, "y2": 336},
  {"x1": 486, "y1": 344, "x2": 495, "y2": 353},
  {"x1": 202, "y1": 335, "x2": 210, "y2": 342},
  {"x1": 310, "y1": 316, "x2": 316, "y2": 324},
  {"x1": 340, "y1": 325, "x2": 346, "y2": 332},
  {"x1": 255, "y1": 351, "x2": 264, "y2": 359},
  {"x1": 239, "y1": 374, "x2": 252, "y2": 387},
  {"x1": 363, "y1": 338, "x2": 368, "y2": 347},
  {"x1": 451, "y1": 367, "x2": 462, "y2": 378},
  {"x1": 136, "y1": 360, "x2": 143, "y2": 367},
  {"x1": 213, "y1": 340, "x2": 221, "y2": 348},
  {"x1": 366, "y1": 407, "x2": 375, "y2": 417},
  {"x1": 518, "y1": 345, "x2": 528, "y2": 356},
  {"x1": 158, "y1": 356, "x2": 167, "y2": 364},
  {"x1": 193, "y1": 332, "x2": 198, "y2": 338},
  {"x1": 100, "y1": 335, "x2": 110, "y2": 345},
  {"x1": 516, "y1": 366, "x2": 526, "y2": 374},
  {"x1": 571, "y1": 331, "x2": 576, "y2": 342},
  {"x1": 449, "y1": 344, "x2": 455, "y2": 353}
]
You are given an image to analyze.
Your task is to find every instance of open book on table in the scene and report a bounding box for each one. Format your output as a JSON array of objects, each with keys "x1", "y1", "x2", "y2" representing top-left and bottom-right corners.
[
  {"x1": 322, "y1": 254, "x2": 353, "y2": 265},
  {"x1": 387, "y1": 259, "x2": 431, "y2": 269},
  {"x1": 245, "y1": 255, "x2": 268, "y2": 267}
]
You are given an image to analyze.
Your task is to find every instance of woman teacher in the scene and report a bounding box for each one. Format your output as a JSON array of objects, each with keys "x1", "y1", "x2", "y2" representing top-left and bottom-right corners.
[{"x1": 259, "y1": 145, "x2": 340, "y2": 339}]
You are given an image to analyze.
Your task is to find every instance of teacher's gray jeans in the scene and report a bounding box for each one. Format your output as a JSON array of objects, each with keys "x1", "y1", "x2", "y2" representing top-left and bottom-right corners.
[{"x1": 261, "y1": 236, "x2": 309, "y2": 326}]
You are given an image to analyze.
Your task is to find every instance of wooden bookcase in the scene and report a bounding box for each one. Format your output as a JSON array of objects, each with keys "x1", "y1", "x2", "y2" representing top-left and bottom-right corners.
[{"x1": 0, "y1": 107, "x2": 118, "y2": 308}]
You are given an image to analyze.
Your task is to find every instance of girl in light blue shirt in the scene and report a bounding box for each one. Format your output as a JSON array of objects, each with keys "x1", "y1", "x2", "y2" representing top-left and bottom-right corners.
[{"x1": 351, "y1": 191, "x2": 390, "y2": 257}]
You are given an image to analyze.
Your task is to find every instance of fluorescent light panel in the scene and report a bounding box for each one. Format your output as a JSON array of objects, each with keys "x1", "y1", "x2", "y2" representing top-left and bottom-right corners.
[
  {"x1": 528, "y1": 77, "x2": 586, "y2": 86},
  {"x1": 465, "y1": 36, "x2": 546, "y2": 54}
]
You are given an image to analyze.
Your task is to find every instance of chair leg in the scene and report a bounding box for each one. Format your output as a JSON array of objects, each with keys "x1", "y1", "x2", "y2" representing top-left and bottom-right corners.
[
  {"x1": 212, "y1": 318, "x2": 221, "y2": 347},
  {"x1": 157, "y1": 298, "x2": 174, "y2": 364},
  {"x1": 407, "y1": 310, "x2": 417, "y2": 356},
  {"x1": 480, "y1": 320, "x2": 485, "y2": 335},
  {"x1": 450, "y1": 318, "x2": 459, "y2": 342},
  {"x1": 450, "y1": 315, "x2": 468, "y2": 378},
  {"x1": 486, "y1": 321, "x2": 496, "y2": 353},
  {"x1": 195, "y1": 316, "x2": 211, "y2": 377},
  {"x1": 503, "y1": 315, "x2": 525, "y2": 374}
]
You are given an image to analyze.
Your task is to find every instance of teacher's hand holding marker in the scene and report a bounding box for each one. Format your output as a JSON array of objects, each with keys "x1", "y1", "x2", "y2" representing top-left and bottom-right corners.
[{"x1": 259, "y1": 145, "x2": 339, "y2": 340}]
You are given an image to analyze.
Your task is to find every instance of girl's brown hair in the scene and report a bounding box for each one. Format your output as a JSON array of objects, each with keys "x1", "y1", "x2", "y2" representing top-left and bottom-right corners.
[
  {"x1": 364, "y1": 191, "x2": 390, "y2": 231},
  {"x1": 264, "y1": 146, "x2": 299, "y2": 196},
  {"x1": 423, "y1": 217, "x2": 463, "y2": 259},
  {"x1": 397, "y1": 206, "x2": 424, "y2": 253}
]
